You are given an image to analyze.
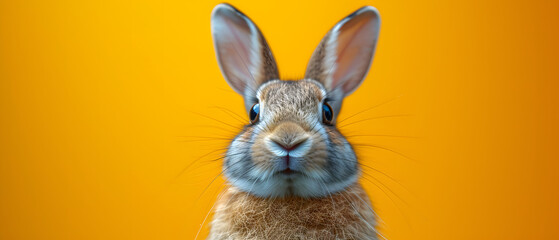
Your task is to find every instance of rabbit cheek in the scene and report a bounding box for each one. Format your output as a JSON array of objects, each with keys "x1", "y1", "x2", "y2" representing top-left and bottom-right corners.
[
  {"x1": 325, "y1": 127, "x2": 345, "y2": 146},
  {"x1": 303, "y1": 133, "x2": 329, "y2": 172},
  {"x1": 250, "y1": 133, "x2": 276, "y2": 172}
]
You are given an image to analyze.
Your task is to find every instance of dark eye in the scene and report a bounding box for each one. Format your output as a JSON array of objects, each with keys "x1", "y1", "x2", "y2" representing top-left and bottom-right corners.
[
  {"x1": 249, "y1": 103, "x2": 260, "y2": 123},
  {"x1": 322, "y1": 103, "x2": 334, "y2": 125}
]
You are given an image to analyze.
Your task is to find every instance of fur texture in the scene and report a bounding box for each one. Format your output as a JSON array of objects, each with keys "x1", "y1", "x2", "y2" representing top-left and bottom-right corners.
[
  {"x1": 208, "y1": 183, "x2": 378, "y2": 240},
  {"x1": 209, "y1": 3, "x2": 381, "y2": 239},
  {"x1": 223, "y1": 79, "x2": 359, "y2": 198}
]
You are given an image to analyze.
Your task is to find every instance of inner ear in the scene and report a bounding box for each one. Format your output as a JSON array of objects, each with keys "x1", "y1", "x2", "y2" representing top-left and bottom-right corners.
[
  {"x1": 211, "y1": 4, "x2": 279, "y2": 97},
  {"x1": 304, "y1": 6, "x2": 381, "y2": 97}
]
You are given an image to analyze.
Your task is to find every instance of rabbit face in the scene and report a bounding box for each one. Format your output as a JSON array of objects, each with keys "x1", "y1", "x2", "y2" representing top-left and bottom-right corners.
[
  {"x1": 225, "y1": 79, "x2": 358, "y2": 197},
  {"x1": 211, "y1": 4, "x2": 380, "y2": 197}
]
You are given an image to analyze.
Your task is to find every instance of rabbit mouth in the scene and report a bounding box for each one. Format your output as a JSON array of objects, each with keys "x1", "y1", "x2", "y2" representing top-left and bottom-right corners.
[
  {"x1": 273, "y1": 155, "x2": 306, "y2": 177},
  {"x1": 278, "y1": 168, "x2": 299, "y2": 176}
]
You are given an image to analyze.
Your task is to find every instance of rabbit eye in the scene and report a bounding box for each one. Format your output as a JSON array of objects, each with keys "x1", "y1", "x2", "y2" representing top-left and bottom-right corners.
[
  {"x1": 249, "y1": 103, "x2": 260, "y2": 123},
  {"x1": 322, "y1": 103, "x2": 334, "y2": 125}
]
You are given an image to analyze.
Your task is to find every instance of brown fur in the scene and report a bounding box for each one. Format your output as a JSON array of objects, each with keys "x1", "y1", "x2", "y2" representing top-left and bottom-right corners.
[
  {"x1": 210, "y1": 4, "x2": 382, "y2": 239},
  {"x1": 208, "y1": 183, "x2": 377, "y2": 240}
]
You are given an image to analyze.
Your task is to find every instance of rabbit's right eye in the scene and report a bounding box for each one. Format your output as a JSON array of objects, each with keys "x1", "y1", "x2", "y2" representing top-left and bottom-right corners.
[{"x1": 249, "y1": 103, "x2": 260, "y2": 123}]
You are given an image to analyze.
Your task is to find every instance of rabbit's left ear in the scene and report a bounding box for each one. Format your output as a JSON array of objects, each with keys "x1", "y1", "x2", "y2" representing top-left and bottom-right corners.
[
  {"x1": 305, "y1": 6, "x2": 381, "y2": 97},
  {"x1": 211, "y1": 3, "x2": 279, "y2": 97}
]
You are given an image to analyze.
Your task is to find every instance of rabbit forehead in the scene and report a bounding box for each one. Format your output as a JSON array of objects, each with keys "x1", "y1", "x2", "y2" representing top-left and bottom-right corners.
[
  {"x1": 255, "y1": 80, "x2": 327, "y2": 128},
  {"x1": 257, "y1": 79, "x2": 326, "y2": 107}
]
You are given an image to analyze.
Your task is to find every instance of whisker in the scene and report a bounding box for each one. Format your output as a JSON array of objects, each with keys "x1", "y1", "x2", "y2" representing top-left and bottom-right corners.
[
  {"x1": 176, "y1": 152, "x2": 250, "y2": 185},
  {"x1": 358, "y1": 163, "x2": 414, "y2": 196},
  {"x1": 191, "y1": 125, "x2": 239, "y2": 135},
  {"x1": 327, "y1": 156, "x2": 413, "y2": 197},
  {"x1": 209, "y1": 106, "x2": 247, "y2": 124},
  {"x1": 190, "y1": 111, "x2": 243, "y2": 130},
  {"x1": 352, "y1": 143, "x2": 417, "y2": 163},
  {"x1": 174, "y1": 148, "x2": 228, "y2": 180},
  {"x1": 345, "y1": 134, "x2": 419, "y2": 139},
  {"x1": 337, "y1": 95, "x2": 404, "y2": 124},
  {"x1": 317, "y1": 177, "x2": 339, "y2": 215},
  {"x1": 361, "y1": 171, "x2": 408, "y2": 206},
  {"x1": 345, "y1": 190, "x2": 390, "y2": 240},
  {"x1": 360, "y1": 172, "x2": 414, "y2": 231},
  {"x1": 338, "y1": 114, "x2": 413, "y2": 129},
  {"x1": 177, "y1": 137, "x2": 254, "y2": 145},
  {"x1": 177, "y1": 136, "x2": 234, "y2": 140},
  {"x1": 194, "y1": 186, "x2": 227, "y2": 240},
  {"x1": 326, "y1": 178, "x2": 384, "y2": 239},
  {"x1": 194, "y1": 159, "x2": 254, "y2": 205}
]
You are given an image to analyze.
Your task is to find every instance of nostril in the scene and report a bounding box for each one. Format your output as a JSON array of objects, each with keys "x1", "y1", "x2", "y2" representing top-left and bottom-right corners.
[
  {"x1": 287, "y1": 139, "x2": 306, "y2": 151},
  {"x1": 267, "y1": 136, "x2": 312, "y2": 158},
  {"x1": 272, "y1": 138, "x2": 308, "y2": 151},
  {"x1": 271, "y1": 140, "x2": 289, "y2": 151}
]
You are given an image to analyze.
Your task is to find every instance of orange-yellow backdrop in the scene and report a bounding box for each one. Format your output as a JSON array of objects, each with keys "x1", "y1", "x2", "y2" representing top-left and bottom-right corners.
[{"x1": 1, "y1": 0, "x2": 558, "y2": 239}]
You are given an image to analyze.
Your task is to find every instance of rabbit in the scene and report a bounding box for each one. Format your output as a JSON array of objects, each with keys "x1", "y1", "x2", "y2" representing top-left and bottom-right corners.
[{"x1": 207, "y1": 3, "x2": 381, "y2": 239}]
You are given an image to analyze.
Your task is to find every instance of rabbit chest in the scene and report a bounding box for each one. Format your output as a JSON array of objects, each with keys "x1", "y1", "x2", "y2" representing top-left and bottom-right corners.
[{"x1": 207, "y1": 183, "x2": 378, "y2": 240}]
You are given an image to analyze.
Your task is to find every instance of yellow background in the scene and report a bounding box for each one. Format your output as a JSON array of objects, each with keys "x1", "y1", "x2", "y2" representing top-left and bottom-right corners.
[{"x1": 1, "y1": 0, "x2": 558, "y2": 239}]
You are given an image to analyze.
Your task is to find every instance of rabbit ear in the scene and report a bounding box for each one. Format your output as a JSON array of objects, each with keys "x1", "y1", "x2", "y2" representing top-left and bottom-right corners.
[
  {"x1": 305, "y1": 6, "x2": 380, "y2": 97},
  {"x1": 211, "y1": 4, "x2": 279, "y2": 96}
]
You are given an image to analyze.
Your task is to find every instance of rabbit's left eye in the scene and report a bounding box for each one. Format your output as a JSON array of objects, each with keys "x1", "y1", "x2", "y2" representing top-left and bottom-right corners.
[
  {"x1": 322, "y1": 103, "x2": 334, "y2": 125},
  {"x1": 249, "y1": 103, "x2": 260, "y2": 123}
]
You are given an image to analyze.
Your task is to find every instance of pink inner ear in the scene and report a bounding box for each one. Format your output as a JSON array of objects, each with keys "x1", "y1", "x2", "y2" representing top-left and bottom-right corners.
[
  {"x1": 213, "y1": 10, "x2": 258, "y2": 94},
  {"x1": 332, "y1": 12, "x2": 379, "y2": 94}
]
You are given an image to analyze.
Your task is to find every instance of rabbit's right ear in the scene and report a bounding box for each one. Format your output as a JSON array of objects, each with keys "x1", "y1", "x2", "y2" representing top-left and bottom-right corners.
[{"x1": 211, "y1": 4, "x2": 279, "y2": 97}]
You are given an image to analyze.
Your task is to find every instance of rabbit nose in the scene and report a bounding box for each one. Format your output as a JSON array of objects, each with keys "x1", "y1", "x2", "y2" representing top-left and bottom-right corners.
[
  {"x1": 271, "y1": 138, "x2": 308, "y2": 151},
  {"x1": 266, "y1": 122, "x2": 312, "y2": 157},
  {"x1": 268, "y1": 137, "x2": 311, "y2": 158}
]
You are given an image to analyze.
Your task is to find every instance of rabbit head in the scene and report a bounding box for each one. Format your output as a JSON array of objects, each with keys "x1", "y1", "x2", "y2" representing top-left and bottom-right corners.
[{"x1": 211, "y1": 3, "x2": 380, "y2": 198}]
